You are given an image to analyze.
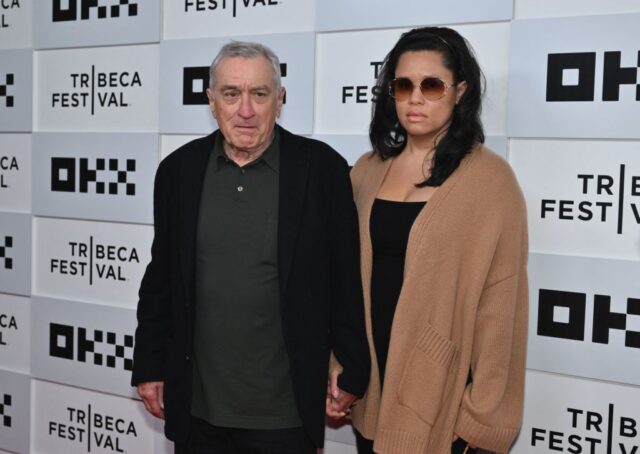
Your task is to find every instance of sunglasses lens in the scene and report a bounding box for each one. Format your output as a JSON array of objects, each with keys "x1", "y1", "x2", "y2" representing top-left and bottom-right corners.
[
  {"x1": 420, "y1": 77, "x2": 446, "y2": 100},
  {"x1": 390, "y1": 78, "x2": 414, "y2": 99}
]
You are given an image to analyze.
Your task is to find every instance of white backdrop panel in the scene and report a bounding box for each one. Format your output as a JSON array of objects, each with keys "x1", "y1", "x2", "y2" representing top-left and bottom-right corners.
[
  {"x1": 0, "y1": 293, "x2": 30, "y2": 374},
  {"x1": 316, "y1": 0, "x2": 512, "y2": 32},
  {"x1": 510, "y1": 139, "x2": 640, "y2": 260},
  {"x1": 515, "y1": 0, "x2": 640, "y2": 19},
  {"x1": 32, "y1": 217, "x2": 152, "y2": 308},
  {"x1": 0, "y1": 369, "x2": 30, "y2": 454},
  {"x1": 0, "y1": 0, "x2": 32, "y2": 49},
  {"x1": 163, "y1": 0, "x2": 315, "y2": 40},
  {"x1": 160, "y1": 33, "x2": 315, "y2": 135},
  {"x1": 527, "y1": 253, "x2": 640, "y2": 386},
  {"x1": 0, "y1": 211, "x2": 31, "y2": 296},
  {"x1": 513, "y1": 370, "x2": 640, "y2": 453},
  {"x1": 31, "y1": 296, "x2": 137, "y2": 398},
  {"x1": 33, "y1": 0, "x2": 160, "y2": 49},
  {"x1": 35, "y1": 44, "x2": 160, "y2": 132},
  {"x1": 31, "y1": 379, "x2": 157, "y2": 454},
  {"x1": 314, "y1": 22, "x2": 510, "y2": 136},
  {"x1": 508, "y1": 14, "x2": 640, "y2": 138},
  {"x1": 0, "y1": 133, "x2": 31, "y2": 213},
  {"x1": 0, "y1": 49, "x2": 32, "y2": 133},
  {"x1": 32, "y1": 133, "x2": 158, "y2": 224}
]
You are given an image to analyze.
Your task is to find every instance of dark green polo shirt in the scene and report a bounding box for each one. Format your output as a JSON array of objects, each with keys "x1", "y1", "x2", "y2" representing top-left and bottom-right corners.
[{"x1": 191, "y1": 130, "x2": 301, "y2": 429}]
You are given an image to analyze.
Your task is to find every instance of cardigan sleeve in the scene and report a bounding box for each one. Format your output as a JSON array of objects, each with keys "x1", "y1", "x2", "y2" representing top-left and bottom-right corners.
[
  {"x1": 131, "y1": 157, "x2": 174, "y2": 386},
  {"x1": 454, "y1": 182, "x2": 529, "y2": 453}
]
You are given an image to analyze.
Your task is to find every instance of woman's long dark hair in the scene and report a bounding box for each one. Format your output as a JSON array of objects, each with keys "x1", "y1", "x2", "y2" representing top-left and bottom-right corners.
[{"x1": 370, "y1": 26, "x2": 485, "y2": 187}]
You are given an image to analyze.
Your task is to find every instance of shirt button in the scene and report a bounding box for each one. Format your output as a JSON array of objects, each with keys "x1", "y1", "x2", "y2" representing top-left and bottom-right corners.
[{"x1": 237, "y1": 186, "x2": 243, "y2": 192}]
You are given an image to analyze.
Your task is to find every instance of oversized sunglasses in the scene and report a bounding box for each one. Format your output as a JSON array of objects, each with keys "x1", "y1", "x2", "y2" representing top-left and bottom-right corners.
[{"x1": 388, "y1": 76, "x2": 455, "y2": 101}]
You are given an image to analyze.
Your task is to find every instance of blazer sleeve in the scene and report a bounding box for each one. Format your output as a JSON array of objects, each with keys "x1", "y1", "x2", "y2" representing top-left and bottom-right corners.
[
  {"x1": 328, "y1": 153, "x2": 371, "y2": 397},
  {"x1": 131, "y1": 158, "x2": 174, "y2": 386},
  {"x1": 454, "y1": 176, "x2": 529, "y2": 453}
]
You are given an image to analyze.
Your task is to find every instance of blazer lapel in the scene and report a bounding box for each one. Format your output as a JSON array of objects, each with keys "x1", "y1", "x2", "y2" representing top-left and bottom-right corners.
[
  {"x1": 179, "y1": 132, "x2": 216, "y2": 303},
  {"x1": 277, "y1": 126, "x2": 310, "y2": 299}
]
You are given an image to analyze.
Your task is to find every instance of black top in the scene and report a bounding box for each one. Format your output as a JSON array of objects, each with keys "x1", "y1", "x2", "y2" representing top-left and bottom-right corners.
[
  {"x1": 192, "y1": 130, "x2": 301, "y2": 429},
  {"x1": 370, "y1": 198, "x2": 426, "y2": 388}
]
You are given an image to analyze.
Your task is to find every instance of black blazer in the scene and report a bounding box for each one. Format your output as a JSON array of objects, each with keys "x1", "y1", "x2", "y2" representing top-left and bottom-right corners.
[{"x1": 131, "y1": 126, "x2": 370, "y2": 447}]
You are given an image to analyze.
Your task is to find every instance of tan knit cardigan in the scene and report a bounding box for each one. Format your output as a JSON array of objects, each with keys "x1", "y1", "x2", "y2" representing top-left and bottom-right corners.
[{"x1": 348, "y1": 146, "x2": 528, "y2": 454}]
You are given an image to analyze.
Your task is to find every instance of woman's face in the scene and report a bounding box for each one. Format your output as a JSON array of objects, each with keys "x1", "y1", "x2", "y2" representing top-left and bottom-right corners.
[{"x1": 393, "y1": 50, "x2": 466, "y2": 144}]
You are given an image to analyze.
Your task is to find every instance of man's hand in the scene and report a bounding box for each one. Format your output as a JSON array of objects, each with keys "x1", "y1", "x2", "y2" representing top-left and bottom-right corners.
[
  {"x1": 137, "y1": 381, "x2": 165, "y2": 419},
  {"x1": 326, "y1": 368, "x2": 357, "y2": 419}
]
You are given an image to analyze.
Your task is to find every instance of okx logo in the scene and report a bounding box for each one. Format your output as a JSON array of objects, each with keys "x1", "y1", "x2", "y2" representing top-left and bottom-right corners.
[
  {"x1": 0, "y1": 73, "x2": 14, "y2": 108},
  {"x1": 540, "y1": 165, "x2": 640, "y2": 234},
  {"x1": 184, "y1": 0, "x2": 279, "y2": 18},
  {"x1": 183, "y1": 63, "x2": 287, "y2": 105},
  {"x1": 0, "y1": 235, "x2": 13, "y2": 270},
  {"x1": 547, "y1": 51, "x2": 640, "y2": 102},
  {"x1": 538, "y1": 289, "x2": 640, "y2": 349},
  {"x1": 49, "y1": 323, "x2": 133, "y2": 371},
  {"x1": 49, "y1": 236, "x2": 140, "y2": 284},
  {"x1": 0, "y1": 393, "x2": 11, "y2": 427},
  {"x1": 51, "y1": 157, "x2": 136, "y2": 196},
  {"x1": 53, "y1": 0, "x2": 138, "y2": 22}
]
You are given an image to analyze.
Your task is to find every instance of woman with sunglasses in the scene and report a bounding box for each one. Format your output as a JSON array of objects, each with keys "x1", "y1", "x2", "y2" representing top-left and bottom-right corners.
[{"x1": 328, "y1": 27, "x2": 528, "y2": 454}]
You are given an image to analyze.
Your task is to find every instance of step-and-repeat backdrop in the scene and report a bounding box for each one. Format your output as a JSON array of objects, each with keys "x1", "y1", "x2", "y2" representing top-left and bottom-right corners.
[{"x1": 1, "y1": 1, "x2": 639, "y2": 453}]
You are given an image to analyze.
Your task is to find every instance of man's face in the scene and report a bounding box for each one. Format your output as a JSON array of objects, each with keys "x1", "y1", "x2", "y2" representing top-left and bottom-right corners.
[{"x1": 207, "y1": 56, "x2": 284, "y2": 154}]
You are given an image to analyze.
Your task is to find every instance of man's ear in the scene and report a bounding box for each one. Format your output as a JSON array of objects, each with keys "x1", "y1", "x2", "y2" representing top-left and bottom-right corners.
[{"x1": 207, "y1": 88, "x2": 216, "y2": 118}]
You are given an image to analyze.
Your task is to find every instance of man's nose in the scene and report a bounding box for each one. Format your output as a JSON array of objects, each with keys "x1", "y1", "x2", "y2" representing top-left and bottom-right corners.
[{"x1": 237, "y1": 93, "x2": 255, "y2": 118}]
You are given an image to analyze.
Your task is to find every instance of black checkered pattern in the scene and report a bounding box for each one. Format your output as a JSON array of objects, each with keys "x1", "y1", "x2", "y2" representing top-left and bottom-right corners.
[
  {"x1": 0, "y1": 73, "x2": 14, "y2": 108},
  {"x1": 77, "y1": 327, "x2": 105, "y2": 366},
  {"x1": 106, "y1": 331, "x2": 134, "y2": 371},
  {"x1": 108, "y1": 158, "x2": 136, "y2": 196},
  {"x1": 0, "y1": 236, "x2": 13, "y2": 270},
  {"x1": 0, "y1": 394, "x2": 11, "y2": 428},
  {"x1": 77, "y1": 328, "x2": 134, "y2": 371},
  {"x1": 79, "y1": 158, "x2": 135, "y2": 195},
  {"x1": 110, "y1": 0, "x2": 138, "y2": 18}
]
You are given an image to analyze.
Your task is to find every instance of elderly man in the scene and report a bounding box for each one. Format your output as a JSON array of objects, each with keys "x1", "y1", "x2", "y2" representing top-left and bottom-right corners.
[{"x1": 131, "y1": 41, "x2": 370, "y2": 453}]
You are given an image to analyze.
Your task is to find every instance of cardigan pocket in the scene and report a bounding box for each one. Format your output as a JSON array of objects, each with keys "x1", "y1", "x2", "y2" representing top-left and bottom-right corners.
[{"x1": 397, "y1": 323, "x2": 458, "y2": 426}]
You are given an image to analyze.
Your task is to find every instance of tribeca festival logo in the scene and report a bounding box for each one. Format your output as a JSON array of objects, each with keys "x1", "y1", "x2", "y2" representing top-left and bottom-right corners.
[
  {"x1": 530, "y1": 404, "x2": 640, "y2": 453},
  {"x1": 547, "y1": 51, "x2": 640, "y2": 102},
  {"x1": 47, "y1": 403, "x2": 139, "y2": 452},
  {"x1": 1, "y1": 0, "x2": 20, "y2": 29},
  {"x1": 0, "y1": 154, "x2": 19, "y2": 189},
  {"x1": 0, "y1": 235, "x2": 13, "y2": 270},
  {"x1": 0, "y1": 73, "x2": 14, "y2": 107},
  {"x1": 51, "y1": 157, "x2": 136, "y2": 196},
  {"x1": 341, "y1": 61, "x2": 383, "y2": 104},
  {"x1": 0, "y1": 311, "x2": 18, "y2": 347},
  {"x1": 184, "y1": 0, "x2": 279, "y2": 18},
  {"x1": 51, "y1": 66, "x2": 143, "y2": 115},
  {"x1": 52, "y1": 0, "x2": 137, "y2": 22},
  {"x1": 182, "y1": 63, "x2": 288, "y2": 105},
  {"x1": 49, "y1": 323, "x2": 133, "y2": 371},
  {"x1": 49, "y1": 236, "x2": 140, "y2": 284},
  {"x1": 0, "y1": 393, "x2": 11, "y2": 428},
  {"x1": 540, "y1": 166, "x2": 640, "y2": 235},
  {"x1": 537, "y1": 289, "x2": 640, "y2": 349}
]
